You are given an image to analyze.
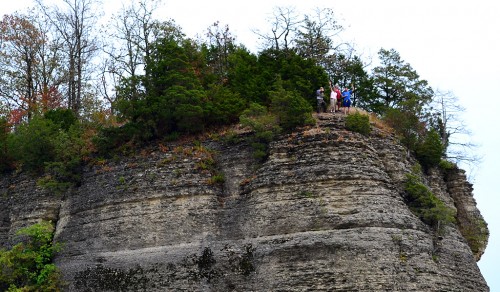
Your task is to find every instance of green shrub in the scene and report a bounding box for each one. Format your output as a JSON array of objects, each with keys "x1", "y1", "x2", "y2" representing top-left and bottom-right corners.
[
  {"x1": 383, "y1": 108, "x2": 424, "y2": 151},
  {"x1": 269, "y1": 77, "x2": 314, "y2": 131},
  {"x1": 47, "y1": 124, "x2": 87, "y2": 186},
  {"x1": 0, "y1": 221, "x2": 62, "y2": 291},
  {"x1": 345, "y1": 112, "x2": 371, "y2": 135},
  {"x1": 44, "y1": 109, "x2": 77, "y2": 131},
  {"x1": 37, "y1": 174, "x2": 73, "y2": 195},
  {"x1": 239, "y1": 103, "x2": 280, "y2": 134},
  {"x1": 93, "y1": 123, "x2": 144, "y2": 156},
  {"x1": 250, "y1": 142, "x2": 268, "y2": 161},
  {"x1": 460, "y1": 217, "x2": 488, "y2": 256},
  {"x1": 210, "y1": 173, "x2": 225, "y2": 185},
  {"x1": 416, "y1": 129, "x2": 444, "y2": 170},
  {"x1": 204, "y1": 84, "x2": 247, "y2": 126},
  {"x1": 8, "y1": 116, "x2": 58, "y2": 173},
  {"x1": 222, "y1": 130, "x2": 242, "y2": 145},
  {"x1": 404, "y1": 173, "x2": 456, "y2": 228},
  {"x1": 173, "y1": 104, "x2": 205, "y2": 134},
  {"x1": 239, "y1": 103, "x2": 281, "y2": 161},
  {"x1": 6, "y1": 115, "x2": 85, "y2": 190},
  {"x1": 438, "y1": 159, "x2": 456, "y2": 171}
]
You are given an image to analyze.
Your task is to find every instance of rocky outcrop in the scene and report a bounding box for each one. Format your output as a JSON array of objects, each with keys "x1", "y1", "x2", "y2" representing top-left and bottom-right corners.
[
  {"x1": 443, "y1": 167, "x2": 489, "y2": 261},
  {"x1": 0, "y1": 113, "x2": 489, "y2": 291}
]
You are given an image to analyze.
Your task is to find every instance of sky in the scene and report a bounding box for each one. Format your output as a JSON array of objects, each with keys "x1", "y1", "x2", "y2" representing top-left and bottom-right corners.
[{"x1": 2, "y1": 0, "x2": 499, "y2": 290}]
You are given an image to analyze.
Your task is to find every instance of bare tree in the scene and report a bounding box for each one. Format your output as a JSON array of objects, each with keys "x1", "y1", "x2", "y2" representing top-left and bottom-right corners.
[
  {"x1": 29, "y1": 9, "x2": 66, "y2": 112},
  {"x1": 101, "y1": 0, "x2": 179, "y2": 110},
  {"x1": 254, "y1": 7, "x2": 301, "y2": 51},
  {"x1": 431, "y1": 89, "x2": 481, "y2": 169},
  {"x1": 203, "y1": 21, "x2": 237, "y2": 84},
  {"x1": 295, "y1": 8, "x2": 344, "y2": 64},
  {"x1": 0, "y1": 7, "x2": 70, "y2": 125},
  {"x1": 105, "y1": 0, "x2": 160, "y2": 79},
  {"x1": 35, "y1": 0, "x2": 101, "y2": 116},
  {"x1": 95, "y1": 57, "x2": 119, "y2": 115}
]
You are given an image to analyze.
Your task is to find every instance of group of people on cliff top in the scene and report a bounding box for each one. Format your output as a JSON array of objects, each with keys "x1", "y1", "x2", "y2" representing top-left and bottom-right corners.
[{"x1": 316, "y1": 82, "x2": 354, "y2": 115}]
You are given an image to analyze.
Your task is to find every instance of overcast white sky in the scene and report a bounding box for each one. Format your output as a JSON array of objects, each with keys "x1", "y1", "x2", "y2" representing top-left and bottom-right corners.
[{"x1": 2, "y1": 0, "x2": 499, "y2": 290}]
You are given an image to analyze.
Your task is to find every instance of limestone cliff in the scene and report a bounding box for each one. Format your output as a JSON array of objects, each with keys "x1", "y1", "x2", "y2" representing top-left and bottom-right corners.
[{"x1": 0, "y1": 113, "x2": 489, "y2": 291}]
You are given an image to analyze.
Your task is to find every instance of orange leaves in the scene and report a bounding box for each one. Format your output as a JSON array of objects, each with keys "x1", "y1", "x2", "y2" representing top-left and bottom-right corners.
[
  {"x1": 6, "y1": 86, "x2": 65, "y2": 125},
  {"x1": 0, "y1": 15, "x2": 44, "y2": 47},
  {"x1": 39, "y1": 86, "x2": 65, "y2": 111},
  {"x1": 1, "y1": 14, "x2": 58, "y2": 122},
  {"x1": 8, "y1": 108, "x2": 25, "y2": 125}
]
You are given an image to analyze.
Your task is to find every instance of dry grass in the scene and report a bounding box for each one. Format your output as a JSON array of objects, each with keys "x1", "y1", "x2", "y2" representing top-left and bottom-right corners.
[
  {"x1": 350, "y1": 107, "x2": 394, "y2": 136},
  {"x1": 302, "y1": 126, "x2": 325, "y2": 136}
]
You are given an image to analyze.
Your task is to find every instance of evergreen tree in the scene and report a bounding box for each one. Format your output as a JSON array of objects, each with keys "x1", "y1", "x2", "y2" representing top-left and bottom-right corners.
[
  {"x1": 115, "y1": 35, "x2": 206, "y2": 138},
  {"x1": 384, "y1": 106, "x2": 425, "y2": 152},
  {"x1": 226, "y1": 47, "x2": 266, "y2": 104},
  {"x1": 8, "y1": 116, "x2": 58, "y2": 173},
  {"x1": 369, "y1": 48, "x2": 434, "y2": 115},
  {"x1": 269, "y1": 77, "x2": 314, "y2": 131},
  {"x1": 416, "y1": 128, "x2": 445, "y2": 170},
  {"x1": 257, "y1": 49, "x2": 329, "y2": 108},
  {"x1": 203, "y1": 84, "x2": 246, "y2": 126},
  {"x1": 326, "y1": 54, "x2": 376, "y2": 108}
]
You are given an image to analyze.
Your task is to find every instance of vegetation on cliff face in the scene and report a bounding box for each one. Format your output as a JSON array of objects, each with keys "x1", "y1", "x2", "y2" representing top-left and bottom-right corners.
[
  {"x1": 439, "y1": 163, "x2": 490, "y2": 259},
  {"x1": 461, "y1": 217, "x2": 489, "y2": 256},
  {"x1": 0, "y1": 221, "x2": 62, "y2": 291},
  {"x1": 404, "y1": 172, "x2": 456, "y2": 228}
]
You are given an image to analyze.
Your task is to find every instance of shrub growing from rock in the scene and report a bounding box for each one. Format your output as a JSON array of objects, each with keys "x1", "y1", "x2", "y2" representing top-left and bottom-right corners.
[
  {"x1": 404, "y1": 173, "x2": 456, "y2": 228},
  {"x1": 0, "y1": 221, "x2": 62, "y2": 291},
  {"x1": 345, "y1": 112, "x2": 371, "y2": 135}
]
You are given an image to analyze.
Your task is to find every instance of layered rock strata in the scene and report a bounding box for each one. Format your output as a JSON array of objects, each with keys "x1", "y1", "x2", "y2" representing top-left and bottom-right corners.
[{"x1": 0, "y1": 113, "x2": 489, "y2": 291}]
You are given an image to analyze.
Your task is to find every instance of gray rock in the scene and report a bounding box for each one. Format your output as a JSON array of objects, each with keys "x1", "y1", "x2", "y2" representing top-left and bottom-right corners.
[{"x1": 0, "y1": 114, "x2": 489, "y2": 291}]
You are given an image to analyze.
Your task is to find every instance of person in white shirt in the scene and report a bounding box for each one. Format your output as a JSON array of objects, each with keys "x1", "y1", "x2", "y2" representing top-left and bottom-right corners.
[{"x1": 329, "y1": 81, "x2": 337, "y2": 113}]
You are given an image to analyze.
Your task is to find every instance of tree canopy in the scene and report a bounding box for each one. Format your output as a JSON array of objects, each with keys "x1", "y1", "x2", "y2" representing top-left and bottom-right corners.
[{"x1": 0, "y1": 2, "x2": 470, "y2": 175}]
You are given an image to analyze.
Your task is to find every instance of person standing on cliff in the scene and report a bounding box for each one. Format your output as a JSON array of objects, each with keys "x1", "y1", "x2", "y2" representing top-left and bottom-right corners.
[
  {"x1": 328, "y1": 81, "x2": 337, "y2": 113},
  {"x1": 334, "y1": 84, "x2": 342, "y2": 113},
  {"x1": 328, "y1": 81, "x2": 341, "y2": 113},
  {"x1": 342, "y1": 85, "x2": 355, "y2": 114},
  {"x1": 316, "y1": 86, "x2": 327, "y2": 113}
]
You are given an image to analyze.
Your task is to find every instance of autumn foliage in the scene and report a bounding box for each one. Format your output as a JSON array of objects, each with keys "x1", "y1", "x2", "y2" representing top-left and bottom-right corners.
[{"x1": 0, "y1": 2, "x2": 446, "y2": 177}]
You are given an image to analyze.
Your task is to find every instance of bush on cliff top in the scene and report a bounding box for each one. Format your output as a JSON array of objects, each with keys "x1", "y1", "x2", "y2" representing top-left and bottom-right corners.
[{"x1": 345, "y1": 112, "x2": 371, "y2": 135}]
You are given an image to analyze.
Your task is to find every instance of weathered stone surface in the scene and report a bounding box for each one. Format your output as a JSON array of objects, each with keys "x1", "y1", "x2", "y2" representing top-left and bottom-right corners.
[
  {"x1": 0, "y1": 113, "x2": 489, "y2": 291},
  {"x1": 0, "y1": 173, "x2": 61, "y2": 242}
]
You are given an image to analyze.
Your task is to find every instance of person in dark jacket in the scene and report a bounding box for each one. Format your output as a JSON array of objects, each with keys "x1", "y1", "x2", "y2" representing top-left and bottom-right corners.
[{"x1": 316, "y1": 87, "x2": 327, "y2": 113}]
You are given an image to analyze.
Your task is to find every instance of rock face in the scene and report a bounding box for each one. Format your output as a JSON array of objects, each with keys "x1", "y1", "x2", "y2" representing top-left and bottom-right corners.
[{"x1": 0, "y1": 113, "x2": 489, "y2": 291}]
